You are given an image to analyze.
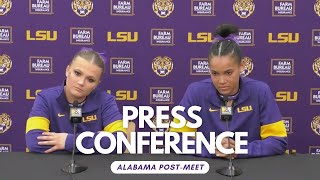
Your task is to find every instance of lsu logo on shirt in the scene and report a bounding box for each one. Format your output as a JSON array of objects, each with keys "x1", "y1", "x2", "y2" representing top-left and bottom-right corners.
[
  {"x1": 275, "y1": 91, "x2": 298, "y2": 102},
  {"x1": 237, "y1": 105, "x2": 252, "y2": 113},
  {"x1": 26, "y1": 30, "x2": 57, "y2": 41},
  {"x1": 107, "y1": 32, "x2": 138, "y2": 42},
  {"x1": 268, "y1": 33, "x2": 299, "y2": 43},
  {"x1": 82, "y1": 115, "x2": 97, "y2": 122},
  {"x1": 187, "y1": 32, "x2": 212, "y2": 43}
]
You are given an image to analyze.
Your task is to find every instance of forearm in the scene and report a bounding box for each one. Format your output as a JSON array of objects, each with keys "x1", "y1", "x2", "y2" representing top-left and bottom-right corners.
[
  {"x1": 26, "y1": 130, "x2": 53, "y2": 153},
  {"x1": 237, "y1": 136, "x2": 288, "y2": 158},
  {"x1": 65, "y1": 131, "x2": 127, "y2": 154}
]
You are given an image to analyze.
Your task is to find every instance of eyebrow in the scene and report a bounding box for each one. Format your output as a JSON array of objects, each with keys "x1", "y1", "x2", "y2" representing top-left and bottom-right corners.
[
  {"x1": 74, "y1": 68, "x2": 97, "y2": 79},
  {"x1": 211, "y1": 69, "x2": 234, "y2": 73}
]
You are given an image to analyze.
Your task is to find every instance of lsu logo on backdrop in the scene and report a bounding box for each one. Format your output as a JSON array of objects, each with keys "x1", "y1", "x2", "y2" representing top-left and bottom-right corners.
[
  {"x1": 151, "y1": 115, "x2": 171, "y2": 132},
  {"x1": 311, "y1": 115, "x2": 320, "y2": 136},
  {"x1": 110, "y1": 57, "x2": 134, "y2": 75},
  {"x1": 236, "y1": 29, "x2": 254, "y2": 46},
  {"x1": 240, "y1": 57, "x2": 253, "y2": 77},
  {"x1": 71, "y1": 0, "x2": 93, "y2": 17},
  {"x1": 310, "y1": 88, "x2": 320, "y2": 105},
  {"x1": 190, "y1": 58, "x2": 209, "y2": 75},
  {"x1": 26, "y1": 30, "x2": 57, "y2": 41},
  {"x1": 29, "y1": 0, "x2": 53, "y2": 14},
  {"x1": 188, "y1": 32, "x2": 212, "y2": 43},
  {"x1": 313, "y1": 57, "x2": 320, "y2": 77},
  {"x1": 275, "y1": 91, "x2": 298, "y2": 102},
  {"x1": 0, "y1": 85, "x2": 12, "y2": 102},
  {"x1": 152, "y1": 56, "x2": 173, "y2": 77},
  {"x1": 268, "y1": 33, "x2": 299, "y2": 43},
  {"x1": 270, "y1": 59, "x2": 294, "y2": 76},
  {"x1": 152, "y1": 0, "x2": 174, "y2": 18},
  {"x1": 26, "y1": 89, "x2": 42, "y2": 100},
  {"x1": 111, "y1": 0, "x2": 134, "y2": 16},
  {"x1": 282, "y1": 117, "x2": 293, "y2": 134},
  {"x1": 0, "y1": 54, "x2": 12, "y2": 75},
  {"x1": 312, "y1": 29, "x2": 320, "y2": 46},
  {"x1": 29, "y1": 56, "x2": 53, "y2": 74},
  {"x1": 150, "y1": 87, "x2": 173, "y2": 104},
  {"x1": 0, "y1": 144, "x2": 11, "y2": 152},
  {"x1": 70, "y1": 27, "x2": 93, "y2": 45},
  {"x1": 106, "y1": 90, "x2": 137, "y2": 101},
  {"x1": 314, "y1": 0, "x2": 320, "y2": 16},
  {"x1": 191, "y1": 0, "x2": 215, "y2": 16},
  {"x1": 272, "y1": 0, "x2": 296, "y2": 17},
  {"x1": 233, "y1": 0, "x2": 255, "y2": 18},
  {"x1": 0, "y1": 26, "x2": 12, "y2": 43},
  {"x1": 107, "y1": 32, "x2": 138, "y2": 42},
  {"x1": 0, "y1": 0, "x2": 12, "y2": 16},
  {"x1": 0, "y1": 113, "x2": 12, "y2": 134},
  {"x1": 151, "y1": 29, "x2": 174, "y2": 46}
]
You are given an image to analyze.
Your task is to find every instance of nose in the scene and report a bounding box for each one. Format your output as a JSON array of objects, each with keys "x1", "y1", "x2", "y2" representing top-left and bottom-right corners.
[
  {"x1": 218, "y1": 76, "x2": 227, "y2": 84},
  {"x1": 77, "y1": 77, "x2": 85, "y2": 86}
]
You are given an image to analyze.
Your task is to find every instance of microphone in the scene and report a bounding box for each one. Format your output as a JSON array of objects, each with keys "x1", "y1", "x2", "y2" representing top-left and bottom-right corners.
[
  {"x1": 216, "y1": 95, "x2": 242, "y2": 177},
  {"x1": 62, "y1": 100, "x2": 87, "y2": 174},
  {"x1": 70, "y1": 101, "x2": 82, "y2": 124}
]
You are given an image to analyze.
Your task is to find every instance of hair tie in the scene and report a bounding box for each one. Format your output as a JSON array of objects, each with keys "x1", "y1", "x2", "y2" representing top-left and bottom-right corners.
[{"x1": 212, "y1": 34, "x2": 239, "y2": 45}]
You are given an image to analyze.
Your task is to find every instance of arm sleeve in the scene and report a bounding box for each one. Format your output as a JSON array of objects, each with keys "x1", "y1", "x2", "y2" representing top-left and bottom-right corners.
[
  {"x1": 25, "y1": 93, "x2": 52, "y2": 153},
  {"x1": 239, "y1": 84, "x2": 287, "y2": 158}
]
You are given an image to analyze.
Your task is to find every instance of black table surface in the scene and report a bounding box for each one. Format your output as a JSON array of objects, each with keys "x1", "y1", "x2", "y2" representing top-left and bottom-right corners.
[{"x1": 0, "y1": 152, "x2": 319, "y2": 180}]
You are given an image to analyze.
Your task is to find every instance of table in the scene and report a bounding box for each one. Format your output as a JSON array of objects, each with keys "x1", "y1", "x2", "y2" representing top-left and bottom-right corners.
[{"x1": 0, "y1": 153, "x2": 319, "y2": 180}]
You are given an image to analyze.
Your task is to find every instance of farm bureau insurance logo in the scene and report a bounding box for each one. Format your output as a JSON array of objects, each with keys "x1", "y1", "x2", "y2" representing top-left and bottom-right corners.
[
  {"x1": 272, "y1": 0, "x2": 295, "y2": 17},
  {"x1": 29, "y1": 56, "x2": 53, "y2": 74},
  {"x1": 191, "y1": 0, "x2": 215, "y2": 16},
  {"x1": 152, "y1": 56, "x2": 173, "y2": 77},
  {"x1": 190, "y1": 58, "x2": 209, "y2": 75},
  {"x1": 151, "y1": 29, "x2": 174, "y2": 46},
  {"x1": 150, "y1": 87, "x2": 173, "y2": 104},
  {"x1": 0, "y1": 26, "x2": 12, "y2": 43},
  {"x1": 70, "y1": 27, "x2": 93, "y2": 45},
  {"x1": 0, "y1": 0, "x2": 12, "y2": 16},
  {"x1": 0, "y1": 54, "x2": 12, "y2": 75},
  {"x1": 111, "y1": 0, "x2": 134, "y2": 16},
  {"x1": 71, "y1": 0, "x2": 93, "y2": 17},
  {"x1": 29, "y1": 0, "x2": 53, "y2": 14},
  {"x1": 110, "y1": 57, "x2": 134, "y2": 75},
  {"x1": 233, "y1": 0, "x2": 255, "y2": 18},
  {"x1": 282, "y1": 117, "x2": 293, "y2": 134},
  {"x1": 310, "y1": 88, "x2": 320, "y2": 105},
  {"x1": 0, "y1": 85, "x2": 12, "y2": 102},
  {"x1": 311, "y1": 115, "x2": 320, "y2": 136},
  {"x1": 0, "y1": 113, "x2": 12, "y2": 133},
  {"x1": 236, "y1": 29, "x2": 254, "y2": 46},
  {"x1": 0, "y1": 144, "x2": 11, "y2": 152},
  {"x1": 240, "y1": 57, "x2": 253, "y2": 77},
  {"x1": 270, "y1": 59, "x2": 294, "y2": 76},
  {"x1": 152, "y1": 0, "x2": 174, "y2": 18},
  {"x1": 313, "y1": 57, "x2": 320, "y2": 77},
  {"x1": 312, "y1": 29, "x2": 320, "y2": 46},
  {"x1": 309, "y1": 146, "x2": 320, "y2": 155}
]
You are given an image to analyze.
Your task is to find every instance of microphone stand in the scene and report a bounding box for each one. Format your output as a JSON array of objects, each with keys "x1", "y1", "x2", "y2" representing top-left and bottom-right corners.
[
  {"x1": 62, "y1": 102, "x2": 88, "y2": 174},
  {"x1": 216, "y1": 101, "x2": 242, "y2": 177}
]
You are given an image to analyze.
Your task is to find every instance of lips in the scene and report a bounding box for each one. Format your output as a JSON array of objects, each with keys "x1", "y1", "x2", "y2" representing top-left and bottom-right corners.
[
  {"x1": 74, "y1": 86, "x2": 83, "y2": 92},
  {"x1": 219, "y1": 86, "x2": 229, "y2": 91}
]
